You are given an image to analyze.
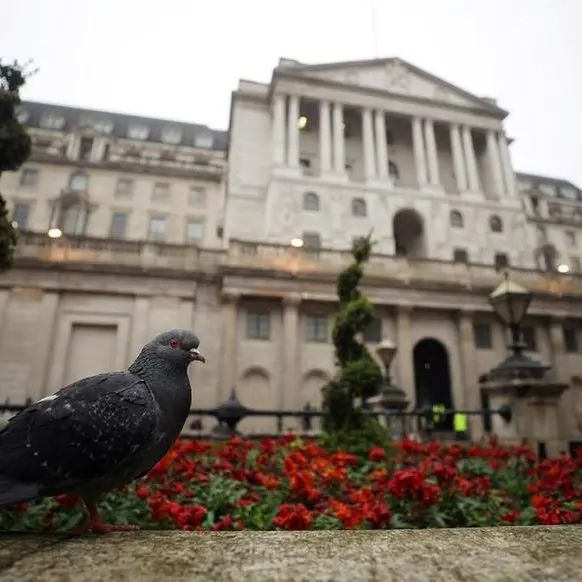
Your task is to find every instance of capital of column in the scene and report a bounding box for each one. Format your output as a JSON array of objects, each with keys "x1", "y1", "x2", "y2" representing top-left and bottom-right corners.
[
  {"x1": 282, "y1": 294, "x2": 302, "y2": 308},
  {"x1": 221, "y1": 291, "x2": 240, "y2": 305}
]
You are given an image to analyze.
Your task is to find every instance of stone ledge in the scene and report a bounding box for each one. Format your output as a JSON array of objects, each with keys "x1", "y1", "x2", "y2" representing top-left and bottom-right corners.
[{"x1": 0, "y1": 526, "x2": 581, "y2": 582}]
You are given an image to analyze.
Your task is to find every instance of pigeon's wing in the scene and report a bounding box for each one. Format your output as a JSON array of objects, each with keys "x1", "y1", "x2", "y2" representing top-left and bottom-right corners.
[{"x1": 0, "y1": 372, "x2": 159, "y2": 502}]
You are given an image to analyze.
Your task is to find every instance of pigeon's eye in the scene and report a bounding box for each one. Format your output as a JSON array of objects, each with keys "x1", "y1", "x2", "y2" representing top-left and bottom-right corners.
[{"x1": 169, "y1": 338, "x2": 181, "y2": 349}]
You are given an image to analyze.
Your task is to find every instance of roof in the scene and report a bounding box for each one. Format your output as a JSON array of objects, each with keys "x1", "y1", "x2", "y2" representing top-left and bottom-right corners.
[
  {"x1": 19, "y1": 100, "x2": 229, "y2": 151},
  {"x1": 516, "y1": 172, "x2": 581, "y2": 192}
]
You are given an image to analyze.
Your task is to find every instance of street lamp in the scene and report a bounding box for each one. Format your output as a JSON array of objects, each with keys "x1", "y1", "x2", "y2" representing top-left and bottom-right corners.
[
  {"x1": 487, "y1": 274, "x2": 549, "y2": 380},
  {"x1": 47, "y1": 227, "x2": 62, "y2": 239},
  {"x1": 374, "y1": 339, "x2": 409, "y2": 438}
]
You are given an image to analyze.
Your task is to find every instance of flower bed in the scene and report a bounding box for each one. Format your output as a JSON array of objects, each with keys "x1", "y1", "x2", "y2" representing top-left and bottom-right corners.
[{"x1": 1, "y1": 436, "x2": 582, "y2": 531}]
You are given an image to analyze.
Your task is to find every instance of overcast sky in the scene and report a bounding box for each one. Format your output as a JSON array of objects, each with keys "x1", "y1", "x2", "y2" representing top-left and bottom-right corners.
[{"x1": 2, "y1": 0, "x2": 581, "y2": 185}]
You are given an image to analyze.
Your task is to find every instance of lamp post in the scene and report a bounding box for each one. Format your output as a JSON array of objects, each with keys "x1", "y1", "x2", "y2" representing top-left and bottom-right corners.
[
  {"x1": 374, "y1": 339, "x2": 409, "y2": 439},
  {"x1": 487, "y1": 274, "x2": 549, "y2": 380}
]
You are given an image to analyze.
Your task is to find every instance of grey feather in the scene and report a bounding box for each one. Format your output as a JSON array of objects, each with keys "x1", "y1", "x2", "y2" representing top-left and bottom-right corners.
[{"x1": 0, "y1": 329, "x2": 205, "y2": 508}]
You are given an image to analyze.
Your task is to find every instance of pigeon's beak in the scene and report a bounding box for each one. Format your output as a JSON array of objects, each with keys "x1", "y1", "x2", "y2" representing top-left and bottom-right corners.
[{"x1": 189, "y1": 347, "x2": 206, "y2": 363}]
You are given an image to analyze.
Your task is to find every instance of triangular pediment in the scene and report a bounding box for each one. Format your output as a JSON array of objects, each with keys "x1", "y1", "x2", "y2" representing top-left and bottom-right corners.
[{"x1": 277, "y1": 57, "x2": 505, "y2": 114}]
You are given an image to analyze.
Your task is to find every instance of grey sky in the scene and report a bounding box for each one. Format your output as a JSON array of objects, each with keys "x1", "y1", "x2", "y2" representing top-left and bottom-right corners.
[{"x1": 3, "y1": 0, "x2": 580, "y2": 185}]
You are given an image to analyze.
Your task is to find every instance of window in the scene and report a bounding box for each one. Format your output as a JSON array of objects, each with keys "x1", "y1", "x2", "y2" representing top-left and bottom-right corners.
[
  {"x1": 194, "y1": 133, "x2": 214, "y2": 148},
  {"x1": 161, "y1": 126, "x2": 182, "y2": 144},
  {"x1": 453, "y1": 248, "x2": 468, "y2": 263},
  {"x1": 564, "y1": 327, "x2": 579, "y2": 353},
  {"x1": 188, "y1": 186, "x2": 206, "y2": 207},
  {"x1": 40, "y1": 113, "x2": 65, "y2": 130},
  {"x1": 299, "y1": 158, "x2": 311, "y2": 170},
  {"x1": 571, "y1": 257, "x2": 581, "y2": 273},
  {"x1": 494, "y1": 252, "x2": 509, "y2": 270},
  {"x1": 110, "y1": 213, "x2": 128, "y2": 239},
  {"x1": 565, "y1": 230, "x2": 577, "y2": 248},
  {"x1": 152, "y1": 183, "x2": 170, "y2": 202},
  {"x1": 79, "y1": 137, "x2": 94, "y2": 160},
  {"x1": 305, "y1": 315, "x2": 328, "y2": 342},
  {"x1": 388, "y1": 161, "x2": 399, "y2": 180},
  {"x1": 363, "y1": 318, "x2": 382, "y2": 343},
  {"x1": 521, "y1": 326, "x2": 537, "y2": 351},
  {"x1": 246, "y1": 312, "x2": 270, "y2": 340},
  {"x1": 127, "y1": 124, "x2": 149, "y2": 140},
  {"x1": 62, "y1": 204, "x2": 83, "y2": 234},
  {"x1": 20, "y1": 168, "x2": 38, "y2": 187},
  {"x1": 351, "y1": 198, "x2": 367, "y2": 217},
  {"x1": 473, "y1": 323, "x2": 492, "y2": 349},
  {"x1": 303, "y1": 232, "x2": 321, "y2": 249},
  {"x1": 69, "y1": 172, "x2": 87, "y2": 192},
  {"x1": 186, "y1": 218, "x2": 205, "y2": 242},
  {"x1": 115, "y1": 178, "x2": 133, "y2": 199},
  {"x1": 303, "y1": 191, "x2": 319, "y2": 211},
  {"x1": 490, "y1": 215, "x2": 503, "y2": 233},
  {"x1": 11, "y1": 203, "x2": 30, "y2": 230},
  {"x1": 148, "y1": 217, "x2": 167, "y2": 241},
  {"x1": 94, "y1": 120, "x2": 114, "y2": 134},
  {"x1": 450, "y1": 210, "x2": 463, "y2": 228}
]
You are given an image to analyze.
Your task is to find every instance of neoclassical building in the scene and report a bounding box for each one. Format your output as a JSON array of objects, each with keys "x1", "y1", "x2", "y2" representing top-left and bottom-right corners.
[{"x1": 1, "y1": 57, "x2": 582, "y2": 445}]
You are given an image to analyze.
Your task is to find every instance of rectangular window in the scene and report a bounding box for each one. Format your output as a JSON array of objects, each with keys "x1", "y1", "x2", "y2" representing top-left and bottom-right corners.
[
  {"x1": 565, "y1": 230, "x2": 577, "y2": 248},
  {"x1": 11, "y1": 203, "x2": 30, "y2": 230},
  {"x1": 363, "y1": 318, "x2": 382, "y2": 343},
  {"x1": 453, "y1": 248, "x2": 469, "y2": 263},
  {"x1": 305, "y1": 315, "x2": 328, "y2": 342},
  {"x1": 473, "y1": 323, "x2": 492, "y2": 349},
  {"x1": 570, "y1": 257, "x2": 581, "y2": 273},
  {"x1": 494, "y1": 252, "x2": 509, "y2": 270},
  {"x1": 110, "y1": 212, "x2": 128, "y2": 240},
  {"x1": 246, "y1": 312, "x2": 270, "y2": 340},
  {"x1": 20, "y1": 168, "x2": 38, "y2": 187},
  {"x1": 115, "y1": 179, "x2": 133, "y2": 199},
  {"x1": 186, "y1": 218, "x2": 205, "y2": 243},
  {"x1": 79, "y1": 137, "x2": 94, "y2": 160},
  {"x1": 188, "y1": 186, "x2": 206, "y2": 207},
  {"x1": 564, "y1": 327, "x2": 579, "y2": 353},
  {"x1": 521, "y1": 326, "x2": 537, "y2": 351},
  {"x1": 152, "y1": 182, "x2": 170, "y2": 202},
  {"x1": 148, "y1": 217, "x2": 167, "y2": 241}
]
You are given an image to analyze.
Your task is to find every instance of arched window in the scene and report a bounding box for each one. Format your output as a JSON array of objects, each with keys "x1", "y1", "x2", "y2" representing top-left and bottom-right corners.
[
  {"x1": 388, "y1": 161, "x2": 399, "y2": 180},
  {"x1": 450, "y1": 210, "x2": 463, "y2": 228},
  {"x1": 351, "y1": 198, "x2": 367, "y2": 217},
  {"x1": 489, "y1": 215, "x2": 503, "y2": 233},
  {"x1": 303, "y1": 191, "x2": 319, "y2": 211},
  {"x1": 69, "y1": 171, "x2": 88, "y2": 192}
]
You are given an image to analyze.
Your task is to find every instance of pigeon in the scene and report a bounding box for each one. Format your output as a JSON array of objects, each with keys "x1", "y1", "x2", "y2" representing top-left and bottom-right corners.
[{"x1": 0, "y1": 329, "x2": 205, "y2": 534}]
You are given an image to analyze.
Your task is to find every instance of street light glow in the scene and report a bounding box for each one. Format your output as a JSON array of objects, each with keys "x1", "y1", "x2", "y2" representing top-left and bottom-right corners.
[
  {"x1": 290, "y1": 237, "x2": 304, "y2": 248},
  {"x1": 47, "y1": 228, "x2": 63, "y2": 239},
  {"x1": 557, "y1": 263, "x2": 570, "y2": 274}
]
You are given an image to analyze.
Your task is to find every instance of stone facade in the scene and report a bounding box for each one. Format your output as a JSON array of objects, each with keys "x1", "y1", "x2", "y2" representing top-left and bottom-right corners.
[{"x1": 1, "y1": 56, "x2": 582, "y2": 447}]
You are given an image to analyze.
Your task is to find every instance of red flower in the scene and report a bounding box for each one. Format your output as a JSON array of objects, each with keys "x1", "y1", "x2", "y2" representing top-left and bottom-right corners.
[
  {"x1": 273, "y1": 503, "x2": 312, "y2": 530},
  {"x1": 369, "y1": 447, "x2": 386, "y2": 462}
]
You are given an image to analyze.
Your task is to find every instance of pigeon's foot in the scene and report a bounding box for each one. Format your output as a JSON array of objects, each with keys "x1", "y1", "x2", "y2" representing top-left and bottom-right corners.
[{"x1": 77, "y1": 500, "x2": 140, "y2": 535}]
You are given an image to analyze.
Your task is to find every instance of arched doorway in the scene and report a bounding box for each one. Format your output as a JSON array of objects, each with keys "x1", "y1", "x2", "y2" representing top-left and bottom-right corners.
[
  {"x1": 413, "y1": 338, "x2": 454, "y2": 430},
  {"x1": 392, "y1": 208, "x2": 425, "y2": 257}
]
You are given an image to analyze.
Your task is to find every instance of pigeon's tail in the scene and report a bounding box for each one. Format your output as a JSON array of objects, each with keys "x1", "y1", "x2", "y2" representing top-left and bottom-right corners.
[{"x1": 0, "y1": 474, "x2": 39, "y2": 508}]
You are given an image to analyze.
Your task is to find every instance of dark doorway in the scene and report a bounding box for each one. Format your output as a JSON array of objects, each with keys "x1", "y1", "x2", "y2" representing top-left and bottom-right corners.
[
  {"x1": 413, "y1": 338, "x2": 454, "y2": 430},
  {"x1": 392, "y1": 208, "x2": 425, "y2": 258}
]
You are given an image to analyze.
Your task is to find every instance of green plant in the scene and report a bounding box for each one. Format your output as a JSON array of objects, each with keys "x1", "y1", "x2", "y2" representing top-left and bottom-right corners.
[
  {"x1": 321, "y1": 234, "x2": 383, "y2": 432},
  {"x1": 0, "y1": 58, "x2": 36, "y2": 272}
]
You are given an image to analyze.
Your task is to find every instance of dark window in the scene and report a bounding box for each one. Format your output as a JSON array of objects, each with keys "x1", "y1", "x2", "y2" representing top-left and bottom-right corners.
[
  {"x1": 303, "y1": 192, "x2": 319, "y2": 211},
  {"x1": 11, "y1": 203, "x2": 30, "y2": 230},
  {"x1": 351, "y1": 198, "x2": 367, "y2": 217},
  {"x1": 110, "y1": 213, "x2": 127, "y2": 239},
  {"x1": 305, "y1": 315, "x2": 328, "y2": 342},
  {"x1": 521, "y1": 326, "x2": 537, "y2": 351},
  {"x1": 490, "y1": 215, "x2": 503, "y2": 233},
  {"x1": 450, "y1": 210, "x2": 463, "y2": 228},
  {"x1": 564, "y1": 327, "x2": 579, "y2": 353},
  {"x1": 453, "y1": 248, "x2": 468, "y2": 263},
  {"x1": 388, "y1": 161, "x2": 399, "y2": 180},
  {"x1": 79, "y1": 137, "x2": 94, "y2": 160},
  {"x1": 246, "y1": 312, "x2": 270, "y2": 340},
  {"x1": 363, "y1": 318, "x2": 382, "y2": 343},
  {"x1": 494, "y1": 252, "x2": 509, "y2": 270},
  {"x1": 299, "y1": 158, "x2": 311, "y2": 169},
  {"x1": 473, "y1": 323, "x2": 492, "y2": 349},
  {"x1": 20, "y1": 168, "x2": 38, "y2": 187},
  {"x1": 303, "y1": 232, "x2": 321, "y2": 249}
]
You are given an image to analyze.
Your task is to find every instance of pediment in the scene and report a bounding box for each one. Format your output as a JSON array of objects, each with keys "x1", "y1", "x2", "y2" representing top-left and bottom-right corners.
[{"x1": 279, "y1": 58, "x2": 505, "y2": 114}]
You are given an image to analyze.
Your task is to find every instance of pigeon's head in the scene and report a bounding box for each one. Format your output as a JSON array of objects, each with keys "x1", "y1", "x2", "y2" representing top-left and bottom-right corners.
[{"x1": 148, "y1": 330, "x2": 206, "y2": 367}]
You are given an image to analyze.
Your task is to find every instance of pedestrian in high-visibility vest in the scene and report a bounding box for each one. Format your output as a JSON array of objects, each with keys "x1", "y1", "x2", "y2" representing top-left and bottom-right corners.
[
  {"x1": 432, "y1": 403, "x2": 446, "y2": 426},
  {"x1": 454, "y1": 412, "x2": 468, "y2": 441}
]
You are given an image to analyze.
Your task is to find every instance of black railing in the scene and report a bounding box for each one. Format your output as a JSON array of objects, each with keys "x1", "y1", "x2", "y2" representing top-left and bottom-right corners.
[{"x1": 0, "y1": 391, "x2": 512, "y2": 442}]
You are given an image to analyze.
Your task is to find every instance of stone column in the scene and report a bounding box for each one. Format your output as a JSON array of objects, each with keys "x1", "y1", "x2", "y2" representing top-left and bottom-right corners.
[
  {"x1": 412, "y1": 117, "x2": 428, "y2": 187},
  {"x1": 497, "y1": 132, "x2": 517, "y2": 197},
  {"x1": 424, "y1": 119, "x2": 440, "y2": 186},
  {"x1": 273, "y1": 94, "x2": 286, "y2": 165},
  {"x1": 462, "y1": 125, "x2": 480, "y2": 192},
  {"x1": 361, "y1": 107, "x2": 376, "y2": 180},
  {"x1": 549, "y1": 318, "x2": 569, "y2": 384},
  {"x1": 395, "y1": 306, "x2": 415, "y2": 406},
  {"x1": 374, "y1": 110, "x2": 389, "y2": 179},
  {"x1": 487, "y1": 130, "x2": 505, "y2": 197},
  {"x1": 458, "y1": 310, "x2": 482, "y2": 439},
  {"x1": 281, "y1": 295, "x2": 301, "y2": 412},
  {"x1": 332, "y1": 102, "x2": 345, "y2": 174},
  {"x1": 287, "y1": 95, "x2": 300, "y2": 168},
  {"x1": 220, "y1": 292, "x2": 239, "y2": 400},
  {"x1": 319, "y1": 100, "x2": 332, "y2": 175},
  {"x1": 450, "y1": 124, "x2": 467, "y2": 192}
]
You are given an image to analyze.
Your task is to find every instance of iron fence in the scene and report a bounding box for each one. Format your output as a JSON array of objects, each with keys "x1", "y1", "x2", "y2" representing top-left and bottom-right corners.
[{"x1": 0, "y1": 389, "x2": 512, "y2": 442}]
